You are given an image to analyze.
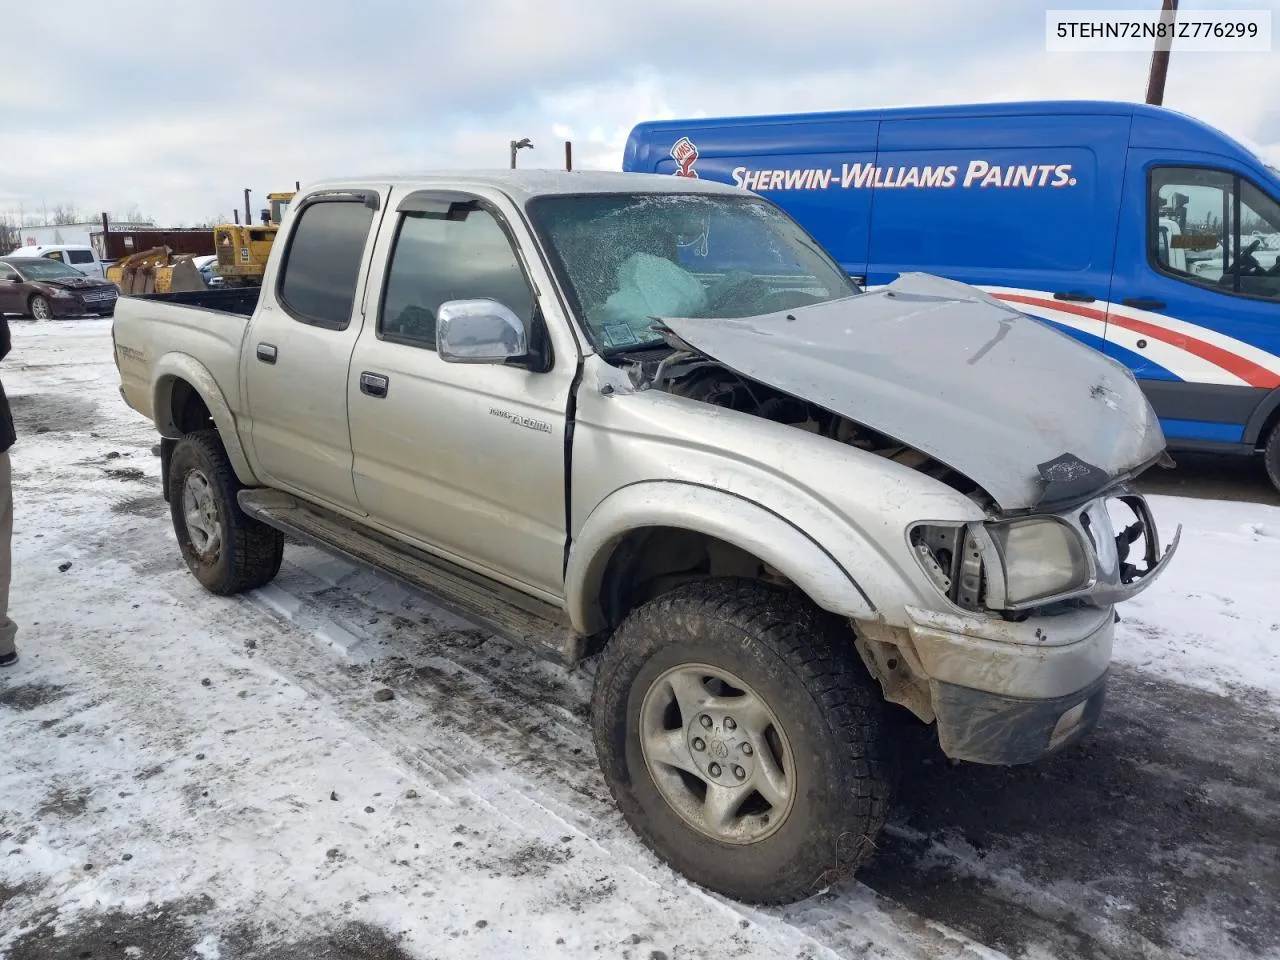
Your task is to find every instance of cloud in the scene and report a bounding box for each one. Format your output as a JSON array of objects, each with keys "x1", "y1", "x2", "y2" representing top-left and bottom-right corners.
[{"x1": 0, "y1": 0, "x2": 1276, "y2": 224}]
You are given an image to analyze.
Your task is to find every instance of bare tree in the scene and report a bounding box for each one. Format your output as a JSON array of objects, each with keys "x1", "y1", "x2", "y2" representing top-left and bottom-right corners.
[
  {"x1": 0, "y1": 215, "x2": 21, "y2": 254},
  {"x1": 50, "y1": 203, "x2": 81, "y2": 225}
]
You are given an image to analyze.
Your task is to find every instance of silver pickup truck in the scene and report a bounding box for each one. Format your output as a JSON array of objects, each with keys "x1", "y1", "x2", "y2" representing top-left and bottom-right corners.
[{"x1": 112, "y1": 170, "x2": 1178, "y2": 904}]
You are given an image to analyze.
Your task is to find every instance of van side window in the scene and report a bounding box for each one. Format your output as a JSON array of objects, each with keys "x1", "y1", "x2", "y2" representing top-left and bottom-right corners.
[
  {"x1": 1150, "y1": 167, "x2": 1280, "y2": 302},
  {"x1": 379, "y1": 206, "x2": 534, "y2": 351},
  {"x1": 68, "y1": 249, "x2": 94, "y2": 265},
  {"x1": 278, "y1": 199, "x2": 377, "y2": 330}
]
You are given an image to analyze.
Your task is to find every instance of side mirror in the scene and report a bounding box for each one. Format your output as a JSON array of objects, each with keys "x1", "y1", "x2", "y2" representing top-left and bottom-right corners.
[{"x1": 437, "y1": 299, "x2": 528, "y2": 364}]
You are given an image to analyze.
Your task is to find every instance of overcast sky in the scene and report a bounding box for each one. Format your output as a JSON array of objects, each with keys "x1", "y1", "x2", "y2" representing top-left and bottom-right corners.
[{"x1": 1, "y1": 0, "x2": 1277, "y2": 226}]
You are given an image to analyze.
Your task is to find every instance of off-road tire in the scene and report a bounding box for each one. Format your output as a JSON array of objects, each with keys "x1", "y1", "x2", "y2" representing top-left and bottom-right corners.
[
  {"x1": 1264, "y1": 421, "x2": 1280, "y2": 495},
  {"x1": 169, "y1": 429, "x2": 283, "y2": 595},
  {"x1": 591, "y1": 577, "x2": 893, "y2": 904},
  {"x1": 28, "y1": 295, "x2": 52, "y2": 321}
]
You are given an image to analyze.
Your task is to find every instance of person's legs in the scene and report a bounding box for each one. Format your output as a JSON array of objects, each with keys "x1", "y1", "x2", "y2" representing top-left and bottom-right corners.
[{"x1": 0, "y1": 449, "x2": 15, "y2": 665}]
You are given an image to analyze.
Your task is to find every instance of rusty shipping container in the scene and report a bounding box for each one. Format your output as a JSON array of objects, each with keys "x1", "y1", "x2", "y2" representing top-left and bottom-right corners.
[{"x1": 92, "y1": 228, "x2": 215, "y2": 261}]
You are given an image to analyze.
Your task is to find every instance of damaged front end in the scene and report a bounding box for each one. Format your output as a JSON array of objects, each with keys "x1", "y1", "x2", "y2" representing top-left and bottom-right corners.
[{"x1": 622, "y1": 281, "x2": 1181, "y2": 620}]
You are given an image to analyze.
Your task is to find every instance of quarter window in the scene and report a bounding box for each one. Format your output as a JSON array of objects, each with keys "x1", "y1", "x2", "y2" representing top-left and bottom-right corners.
[
  {"x1": 43, "y1": 250, "x2": 64, "y2": 262},
  {"x1": 379, "y1": 204, "x2": 534, "y2": 350},
  {"x1": 68, "y1": 249, "x2": 94, "y2": 264},
  {"x1": 1150, "y1": 166, "x2": 1280, "y2": 301},
  {"x1": 278, "y1": 199, "x2": 377, "y2": 329}
]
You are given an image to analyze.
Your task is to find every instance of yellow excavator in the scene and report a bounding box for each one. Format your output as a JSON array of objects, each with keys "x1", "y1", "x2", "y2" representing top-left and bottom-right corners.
[
  {"x1": 213, "y1": 191, "x2": 295, "y2": 287},
  {"x1": 106, "y1": 247, "x2": 206, "y2": 295}
]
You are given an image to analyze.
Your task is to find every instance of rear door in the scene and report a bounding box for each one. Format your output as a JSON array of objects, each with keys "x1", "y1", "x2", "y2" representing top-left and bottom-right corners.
[
  {"x1": 66, "y1": 248, "x2": 102, "y2": 278},
  {"x1": 0, "y1": 262, "x2": 21, "y2": 313},
  {"x1": 242, "y1": 187, "x2": 389, "y2": 511},
  {"x1": 1107, "y1": 154, "x2": 1280, "y2": 444}
]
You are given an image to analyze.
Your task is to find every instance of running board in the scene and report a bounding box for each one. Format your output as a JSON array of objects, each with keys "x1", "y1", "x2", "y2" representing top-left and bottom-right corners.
[{"x1": 237, "y1": 488, "x2": 586, "y2": 667}]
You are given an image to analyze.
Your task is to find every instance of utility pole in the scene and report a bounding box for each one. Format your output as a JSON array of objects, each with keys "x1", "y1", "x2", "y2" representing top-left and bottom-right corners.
[
  {"x1": 565, "y1": 141, "x2": 573, "y2": 172},
  {"x1": 1145, "y1": 0, "x2": 1178, "y2": 105},
  {"x1": 510, "y1": 138, "x2": 533, "y2": 169}
]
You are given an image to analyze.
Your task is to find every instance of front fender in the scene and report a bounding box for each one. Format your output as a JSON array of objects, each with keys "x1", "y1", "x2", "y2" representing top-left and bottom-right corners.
[
  {"x1": 565, "y1": 480, "x2": 878, "y2": 635},
  {"x1": 151, "y1": 352, "x2": 259, "y2": 486}
]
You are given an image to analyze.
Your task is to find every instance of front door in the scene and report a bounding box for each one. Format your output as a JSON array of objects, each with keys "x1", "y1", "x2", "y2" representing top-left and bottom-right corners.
[
  {"x1": 347, "y1": 188, "x2": 577, "y2": 596},
  {"x1": 1106, "y1": 154, "x2": 1280, "y2": 444},
  {"x1": 243, "y1": 189, "x2": 387, "y2": 511}
]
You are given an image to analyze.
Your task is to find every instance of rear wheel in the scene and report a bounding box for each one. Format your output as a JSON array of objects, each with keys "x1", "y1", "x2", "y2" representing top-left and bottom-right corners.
[
  {"x1": 169, "y1": 429, "x2": 283, "y2": 595},
  {"x1": 28, "y1": 295, "x2": 51, "y2": 321},
  {"x1": 591, "y1": 578, "x2": 893, "y2": 904}
]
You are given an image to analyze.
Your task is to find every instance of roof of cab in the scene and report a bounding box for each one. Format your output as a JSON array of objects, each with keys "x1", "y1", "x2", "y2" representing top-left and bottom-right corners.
[{"x1": 300, "y1": 169, "x2": 744, "y2": 202}]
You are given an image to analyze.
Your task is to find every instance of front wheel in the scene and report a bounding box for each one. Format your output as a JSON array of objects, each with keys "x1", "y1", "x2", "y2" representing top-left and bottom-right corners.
[
  {"x1": 169, "y1": 430, "x2": 284, "y2": 595},
  {"x1": 1264, "y1": 421, "x2": 1280, "y2": 494},
  {"x1": 591, "y1": 578, "x2": 893, "y2": 904},
  {"x1": 28, "y1": 295, "x2": 52, "y2": 321}
]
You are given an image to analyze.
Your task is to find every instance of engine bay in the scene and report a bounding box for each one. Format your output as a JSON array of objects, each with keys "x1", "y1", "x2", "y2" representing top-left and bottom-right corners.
[{"x1": 622, "y1": 349, "x2": 990, "y2": 506}]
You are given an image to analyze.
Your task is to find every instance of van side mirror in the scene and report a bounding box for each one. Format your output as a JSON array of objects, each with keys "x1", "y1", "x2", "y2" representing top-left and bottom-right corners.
[{"x1": 436, "y1": 299, "x2": 528, "y2": 364}]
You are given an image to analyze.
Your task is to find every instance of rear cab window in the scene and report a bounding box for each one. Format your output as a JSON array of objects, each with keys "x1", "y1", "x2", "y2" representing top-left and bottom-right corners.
[{"x1": 277, "y1": 197, "x2": 379, "y2": 330}]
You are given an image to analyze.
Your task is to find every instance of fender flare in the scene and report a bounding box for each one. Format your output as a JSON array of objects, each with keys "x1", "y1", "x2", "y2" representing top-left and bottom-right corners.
[
  {"x1": 565, "y1": 480, "x2": 878, "y2": 635},
  {"x1": 150, "y1": 353, "x2": 259, "y2": 486},
  {"x1": 1244, "y1": 385, "x2": 1280, "y2": 447}
]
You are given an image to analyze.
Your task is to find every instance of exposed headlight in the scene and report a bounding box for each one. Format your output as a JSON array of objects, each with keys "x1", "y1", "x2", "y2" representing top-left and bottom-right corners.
[
  {"x1": 910, "y1": 492, "x2": 1177, "y2": 615},
  {"x1": 51, "y1": 288, "x2": 73, "y2": 298},
  {"x1": 987, "y1": 517, "x2": 1091, "y2": 606}
]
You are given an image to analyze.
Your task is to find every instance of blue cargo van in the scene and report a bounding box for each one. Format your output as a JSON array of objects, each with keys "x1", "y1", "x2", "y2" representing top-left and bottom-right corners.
[{"x1": 622, "y1": 101, "x2": 1280, "y2": 489}]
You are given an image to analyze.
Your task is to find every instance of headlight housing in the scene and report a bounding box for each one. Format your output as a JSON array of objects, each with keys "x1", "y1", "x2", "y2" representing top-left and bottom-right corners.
[
  {"x1": 987, "y1": 516, "x2": 1091, "y2": 606},
  {"x1": 909, "y1": 491, "x2": 1180, "y2": 615},
  {"x1": 51, "y1": 288, "x2": 73, "y2": 299}
]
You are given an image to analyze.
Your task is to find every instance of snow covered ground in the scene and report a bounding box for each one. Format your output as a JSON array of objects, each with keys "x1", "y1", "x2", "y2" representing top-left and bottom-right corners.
[{"x1": 1, "y1": 318, "x2": 1277, "y2": 959}]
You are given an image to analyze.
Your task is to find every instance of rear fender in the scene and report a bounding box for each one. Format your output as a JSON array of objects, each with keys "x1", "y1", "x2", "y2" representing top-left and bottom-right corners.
[
  {"x1": 151, "y1": 353, "x2": 258, "y2": 486},
  {"x1": 565, "y1": 480, "x2": 877, "y2": 635}
]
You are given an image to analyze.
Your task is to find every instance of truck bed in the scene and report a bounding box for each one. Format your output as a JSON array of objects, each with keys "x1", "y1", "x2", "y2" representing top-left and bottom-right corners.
[{"x1": 134, "y1": 286, "x2": 260, "y2": 317}]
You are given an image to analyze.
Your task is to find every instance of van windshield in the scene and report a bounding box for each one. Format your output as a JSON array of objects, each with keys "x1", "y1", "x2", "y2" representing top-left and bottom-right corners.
[{"x1": 527, "y1": 192, "x2": 859, "y2": 353}]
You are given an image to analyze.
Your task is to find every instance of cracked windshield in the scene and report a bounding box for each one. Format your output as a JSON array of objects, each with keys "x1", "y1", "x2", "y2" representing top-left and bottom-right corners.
[{"x1": 529, "y1": 193, "x2": 859, "y2": 350}]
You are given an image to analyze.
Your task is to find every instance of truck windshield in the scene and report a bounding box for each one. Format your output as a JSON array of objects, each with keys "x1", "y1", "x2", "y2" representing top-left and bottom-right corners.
[{"x1": 527, "y1": 192, "x2": 859, "y2": 353}]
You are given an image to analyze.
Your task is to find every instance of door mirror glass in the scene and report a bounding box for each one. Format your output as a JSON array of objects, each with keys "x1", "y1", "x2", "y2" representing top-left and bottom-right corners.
[{"x1": 436, "y1": 299, "x2": 528, "y2": 364}]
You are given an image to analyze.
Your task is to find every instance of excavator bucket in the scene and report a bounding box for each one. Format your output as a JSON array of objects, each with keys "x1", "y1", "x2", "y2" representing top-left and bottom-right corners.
[{"x1": 109, "y1": 246, "x2": 210, "y2": 296}]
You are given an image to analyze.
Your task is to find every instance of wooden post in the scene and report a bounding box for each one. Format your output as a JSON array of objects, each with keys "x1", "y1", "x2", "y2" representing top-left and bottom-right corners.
[
  {"x1": 565, "y1": 141, "x2": 573, "y2": 172},
  {"x1": 1145, "y1": 0, "x2": 1178, "y2": 105}
]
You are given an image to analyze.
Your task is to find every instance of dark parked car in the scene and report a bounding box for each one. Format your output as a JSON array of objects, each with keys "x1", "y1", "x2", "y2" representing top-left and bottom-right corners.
[{"x1": 0, "y1": 256, "x2": 119, "y2": 319}]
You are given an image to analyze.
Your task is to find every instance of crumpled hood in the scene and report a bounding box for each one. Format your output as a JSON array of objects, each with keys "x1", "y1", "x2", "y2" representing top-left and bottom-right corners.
[{"x1": 657, "y1": 272, "x2": 1167, "y2": 513}]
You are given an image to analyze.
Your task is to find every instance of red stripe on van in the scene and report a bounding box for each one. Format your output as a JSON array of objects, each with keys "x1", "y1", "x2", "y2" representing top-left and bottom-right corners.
[{"x1": 997, "y1": 294, "x2": 1280, "y2": 389}]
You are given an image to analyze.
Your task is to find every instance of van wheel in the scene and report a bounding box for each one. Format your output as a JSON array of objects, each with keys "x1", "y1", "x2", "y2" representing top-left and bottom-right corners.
[
  {"x1": 169, "y1": 429, "x2": 284, "y2": 595},
  {"x1": 28, "y1": 295, "x2": 52, "y2": 321},
  {"x1": 590, "y1": 578, "x2": 893, "y2": 905},
  {"x1": 1264, "y1": 422, "x2": 1280, "y2": 494}
]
